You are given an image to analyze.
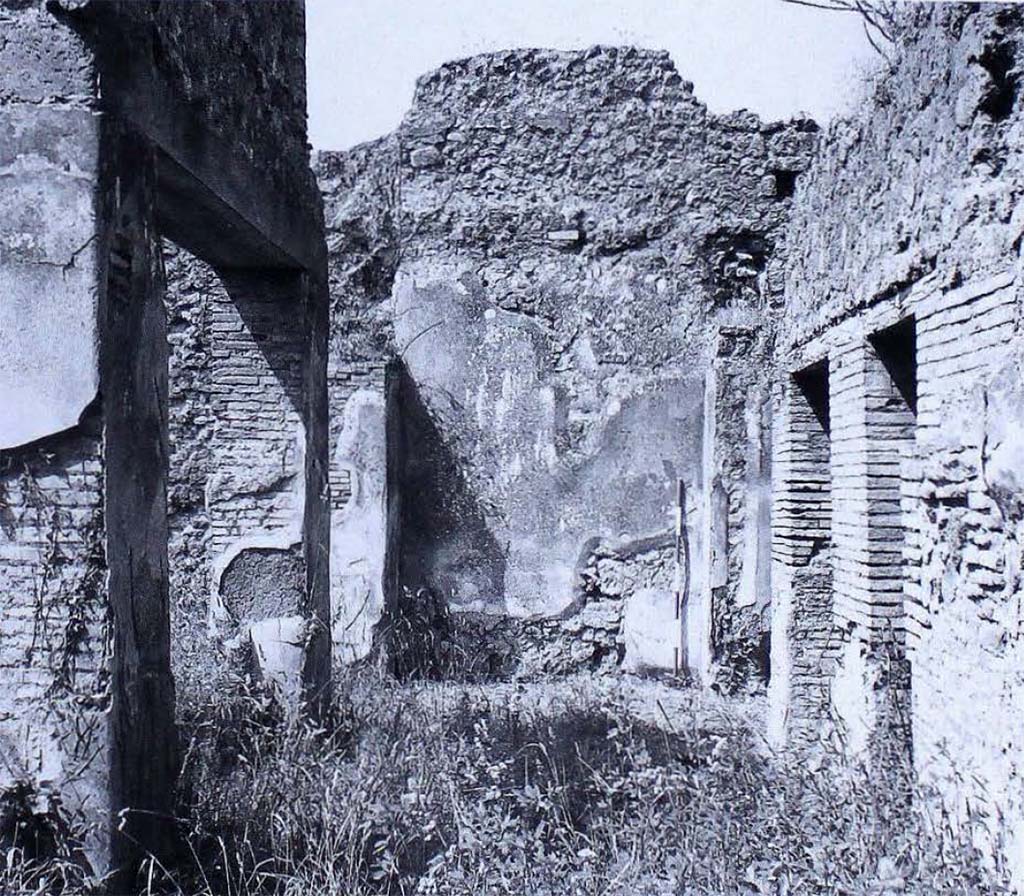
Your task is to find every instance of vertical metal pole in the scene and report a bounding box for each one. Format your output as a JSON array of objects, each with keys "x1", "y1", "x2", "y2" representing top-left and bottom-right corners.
[{"x1": 675, "y1": 478, "x2": 690, "y2": 675}]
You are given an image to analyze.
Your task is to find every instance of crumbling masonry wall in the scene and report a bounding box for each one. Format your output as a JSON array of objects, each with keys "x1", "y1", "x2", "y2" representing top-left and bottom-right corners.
[
  {"x1": 0, "y1": 1, "x2": 114, "y2": 869},
  {"x1": 164, "y1": 248, "x2": 315, "y2": 704},
  {"x1": 775, "y1": 3, "x2": 1024, "y2": 880},
  {"x1": 0, "y1": 421, "x2": 109, "y2": 861},
  {"x1": 318, "y1": 48, "x2": 816, "y2": 679},
  {"x1": 0, "y1": 0, "x2": 330, "y2": 880}
]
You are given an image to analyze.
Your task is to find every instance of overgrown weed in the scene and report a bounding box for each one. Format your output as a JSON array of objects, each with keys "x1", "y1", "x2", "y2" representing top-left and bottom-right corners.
[{"x1": 3, "y1": 673, "x2": 1011, "y2": 895}]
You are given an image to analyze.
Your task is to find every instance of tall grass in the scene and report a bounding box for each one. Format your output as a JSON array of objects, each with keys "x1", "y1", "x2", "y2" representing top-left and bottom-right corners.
[
  {"x1": 1, "y1": 673, "x2": 1012, "y2": 894},
  {"x1": 158, "y1": 674, "x2": 1009, "y2": 895}
]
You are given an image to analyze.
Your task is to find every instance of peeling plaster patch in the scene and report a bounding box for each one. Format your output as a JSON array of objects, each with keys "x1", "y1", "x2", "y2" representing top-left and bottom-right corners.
[
  {"x1": 830, "y1": 636, "x2": 873, "y2": 757},
  {"x1": 982, "y1": 359, "x2": 1024, "y2": 523},
  {"x1": 621, "y1": 587, "x2": 678, "y2": 673},
  {"x1": 208, "y1": 531, "x2": 303, "y2": 635},
  {"x1": 330, "y1": 387, "x2": 388, "y2": 664},
  {"x1": 250, "y1": 615, "x2": 307, "y2": 711},
  {"x1": 219, "y1": 545, "x2": 304, "y2": 625}
]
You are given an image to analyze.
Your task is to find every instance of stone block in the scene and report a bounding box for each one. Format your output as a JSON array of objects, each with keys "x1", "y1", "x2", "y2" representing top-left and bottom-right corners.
[
  {"x1": 621, "y1": 588, "x2": 678, "y2": 673},
  {"x1": 409, "y1": 147, "x2": 443, "y2": 169},
  {"x1": 250, "y1": 616, "x2": 308, "y2": 710}
]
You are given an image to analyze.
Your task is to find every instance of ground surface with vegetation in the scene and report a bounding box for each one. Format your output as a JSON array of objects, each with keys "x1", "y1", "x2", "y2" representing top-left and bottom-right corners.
[{"x1": 1, "y1": 672, "x2": 1011, "y2": 895}]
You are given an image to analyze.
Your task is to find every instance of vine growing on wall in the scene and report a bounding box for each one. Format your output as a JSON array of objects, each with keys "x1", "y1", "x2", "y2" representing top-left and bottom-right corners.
[
  {"x1": 0, "y1": 447, "x2": 110, "y2": 726},
  {"x1": 0, "y1": 446, "x2": 110, "y2": 850}
]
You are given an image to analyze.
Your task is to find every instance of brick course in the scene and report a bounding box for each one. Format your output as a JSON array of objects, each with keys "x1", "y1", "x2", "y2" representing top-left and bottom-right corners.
[{"x1": 775, "y1": 4, "x2": 1024, "y2": 880}]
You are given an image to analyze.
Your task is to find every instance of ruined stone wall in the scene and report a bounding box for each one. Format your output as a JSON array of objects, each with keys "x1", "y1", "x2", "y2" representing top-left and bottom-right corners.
[
  {"x1": 0, "y1": 0, "x2": 111, "y2": 866},
  {"x1": 319, "y1": 48, "x2": 815, "y2": 678},
  {"x1": 166, "y1": 252, "x2": 375, "y2": 690},
  {"x1": 108, "y1": 0, "x2": 310, "y2": 196},
  {"x1": 767, "y1": 361, "x2": 837, "y2": 746},
  {"x1": 777, "y1": 3, "x2": 1024, "y2": 879},
  {"x1": 701, "y1": 327, "x2": 774, "y2": 688},
  {"x1": 164, "y1": 245, "x2": 217, "y2": 701},
  {"x1": 163, "y1": 247, "x2": 312, "y2": 704},
  {"x1": 1, "y1": 0, "x2": 330, "y2": 877},
  {"x1": 316, "y1": 145, "x2": 401, "y2": 666}
]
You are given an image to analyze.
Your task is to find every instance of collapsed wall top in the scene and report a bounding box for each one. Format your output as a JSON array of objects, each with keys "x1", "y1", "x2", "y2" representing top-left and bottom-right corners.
[{"x1": 317, "y1": 46, "x2": 818, "y2": 672}]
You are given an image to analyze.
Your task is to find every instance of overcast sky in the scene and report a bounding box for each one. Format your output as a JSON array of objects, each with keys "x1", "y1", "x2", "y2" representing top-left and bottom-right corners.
[{"x1": 306, "y1": 0, "x2": 879, "y2": 151}]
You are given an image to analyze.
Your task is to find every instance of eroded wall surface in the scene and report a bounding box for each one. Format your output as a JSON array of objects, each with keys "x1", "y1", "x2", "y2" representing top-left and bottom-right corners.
[
  {"x1": 327, "y1": 360, "x2": 397, "y2": 665},
  {"x1": 0, "y1": 1, "x2": 99, "y2": 449},
  {"x1": 319, "y1": 48, "x2": 815, "y2": 676},
  {"x1": 0, "y1": 0, "x2": 330, "y2": 876},
  {"x1": 0, "y1": 0, "x2": 111, "y2": 866},
  {"x1": 776, "y1": 3, "x2": 1024, "y2": 879},
  {"x1": 0, "y1": 418, "x2": 109, "y2": 861},
  {"x1": 164, "y1": 247, "x2": 314, "y2": 704}
]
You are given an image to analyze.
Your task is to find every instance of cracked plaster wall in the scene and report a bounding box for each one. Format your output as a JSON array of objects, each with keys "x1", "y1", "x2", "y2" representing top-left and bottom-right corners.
[
  {"x1": 164, "y1": 246, "x2": 309, "y2": 700},
  {"x1": 318, "y1": 47, "x2": 815, "y2": 676},
  {"x1": 0, "y1": 1, "x2": 100, "y2": 449},
  {"x1": 0, "y1": 1, "x2": 110, "y2": 868}
]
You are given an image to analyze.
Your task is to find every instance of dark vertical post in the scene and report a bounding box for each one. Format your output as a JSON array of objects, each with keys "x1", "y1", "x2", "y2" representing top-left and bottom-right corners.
[
  {"x1": 301, "y1": 269, "x2": 332, "y2": 720},
  {"x1": 675, "y1": 478, "x2": 690, "y2": 673},
  {"x1": 99, "y1": 125, "x2": 178, "y2": 879}
]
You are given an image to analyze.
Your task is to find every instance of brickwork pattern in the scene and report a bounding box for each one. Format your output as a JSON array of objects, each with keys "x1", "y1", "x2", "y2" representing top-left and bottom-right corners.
[
  {"x1": 907, "y1": 272, "x2": 1019, "y2": 637},
  {"x1": 778, "y1": 4, "x2": 1024, "y2": 878},
  {"x1": 207, "y1": 276, "x2": 306, "y2": 557},
  {"x1": 0, "y1": 423, "x2": 109, "y2": 839},
  {"x1": 769, "y1": 367, "x2": 836, "y2": 744},
  {"x1": 828, "y1": 336, "x2": 916, "y2": 639},
  {"x1": 906, "y1": 271, "x2": 1024, "y2": 865},
  {"x1": 163, "y1": 252, "x2": 311, "y2": 693},
  {"x1": 328, "y1": 360, "x2": 389, "y2": 511}
]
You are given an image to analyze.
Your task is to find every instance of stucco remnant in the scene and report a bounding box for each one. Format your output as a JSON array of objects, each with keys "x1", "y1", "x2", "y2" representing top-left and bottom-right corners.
[
  {"x1": 0, "y1": 0, "x2": 330, "y2": 882},
  {"x1": 317, "y1": 46, "x2": 815, "y2": 680},
  {"x1": 327, "y1": 361, "x2": 400, "y2": 665}
]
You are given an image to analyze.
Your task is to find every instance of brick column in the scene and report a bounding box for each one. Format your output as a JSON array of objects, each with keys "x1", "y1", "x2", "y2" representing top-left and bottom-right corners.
[
  {"x1": 768, "y1": 361, "x2": 835, "y2": 747},
  {"x1": 828, "y1": 329, "x2": 914, "y2": 761}
]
